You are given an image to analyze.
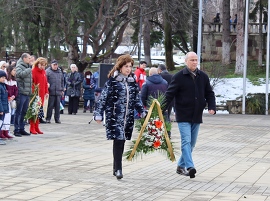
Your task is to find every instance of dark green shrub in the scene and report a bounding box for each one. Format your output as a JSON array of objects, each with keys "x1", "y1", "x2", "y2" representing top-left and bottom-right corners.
[{"x1": 245, "y1": 93, "x2": 270, "y2": 114}]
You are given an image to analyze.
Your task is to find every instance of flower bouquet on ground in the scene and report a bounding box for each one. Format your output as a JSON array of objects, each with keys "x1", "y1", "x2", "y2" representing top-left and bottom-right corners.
[
  {"x1": 125, "y1": 94, "x2": 175, "y2": 161},
  {"x1": 24, "y1": 84, "x2": 42, "y2": 122}
]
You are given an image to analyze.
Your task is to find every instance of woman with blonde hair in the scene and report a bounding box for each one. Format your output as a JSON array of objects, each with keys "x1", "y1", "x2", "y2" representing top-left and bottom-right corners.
[
  {"x1": 94, "y1": 54, "x2": 146, "y2": 180},
  {"x1": 30, "y1": 57, "x2": 49, "y2": 134}
]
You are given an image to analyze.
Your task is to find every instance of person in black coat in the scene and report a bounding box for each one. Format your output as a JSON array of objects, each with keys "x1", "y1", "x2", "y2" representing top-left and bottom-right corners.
[
  {"x1": 165, "y1": 52, "x2": 216, "y2": 179},
  {"x1": 66, "y1": 64, "x2": 83, "y2": 115},
  {"x1": 158, "y1": 64, "x2": 174, "y2": 122}
]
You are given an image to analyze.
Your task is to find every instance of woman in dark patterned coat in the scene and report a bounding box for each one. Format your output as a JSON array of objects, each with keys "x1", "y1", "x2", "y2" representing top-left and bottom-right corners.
[{"x1": 94, "y1": 54, "x2": 146, "y2": 180}]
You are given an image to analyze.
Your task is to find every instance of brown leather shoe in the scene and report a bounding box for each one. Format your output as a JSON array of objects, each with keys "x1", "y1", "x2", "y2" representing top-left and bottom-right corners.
[{"x1": 176, "y1": 166, "x2": 189, "y2": 176}]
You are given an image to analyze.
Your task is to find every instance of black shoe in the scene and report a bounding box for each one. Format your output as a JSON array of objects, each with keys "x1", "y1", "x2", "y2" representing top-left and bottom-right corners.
[
  {"x1": 39, "y1": 118, "x2": 47, "y2": 124},
  {"x1": 176, "y1": 166, "x2": 189, "y2": 176},
  {"x1": 168, "y1": 131, "x2": 171, "y2": 139},
  {"x1": 115, "y1": 170, "x2": 123, "y2": 179},
  {"x1": 113, "y1": 169, "x2": 116, "y2": 176},
  {"x1": 60, "y1": 110, "x2": 64, "y2": 114},
  {"x1": 83, "y1": 109, "x2": 86, "y2": 113},
  {"x1": 46, "y1": 120, "x2": 51, "y2": 124},
  {"x1": 14, "y1": 131, "x2": 22, "y2": 137},
  {"x1": 20, "y1": 130, "x2": 31, "y2": 136},
  {"x1": 73, "y1": 113, "x2": 76, "y2": 115},
  {"x1": 55, "y1": 120, "x2": 61, "y2": 124},
  {"x1": 187, "y1": 167, "x2": 197, "y2": 178}
]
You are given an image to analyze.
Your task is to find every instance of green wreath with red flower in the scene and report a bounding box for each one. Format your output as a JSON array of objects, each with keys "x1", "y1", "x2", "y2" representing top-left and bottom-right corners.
[
  {"x1": 24, "y1": 84, "x2": 42, "y2": 122},
  {"x1": 124, "y1": 94, "x2": 175, "y2": 161}
]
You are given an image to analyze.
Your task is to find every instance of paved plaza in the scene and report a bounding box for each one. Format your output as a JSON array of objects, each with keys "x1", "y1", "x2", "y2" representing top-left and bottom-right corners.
[{"x1": 0, "y1": 109, "x2": 270, "y2": 201}]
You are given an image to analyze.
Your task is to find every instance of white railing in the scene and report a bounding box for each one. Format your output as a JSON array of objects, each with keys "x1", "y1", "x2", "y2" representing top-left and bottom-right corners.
[{"x1": 203, "y1": 22, "x2": 267, "y2": 34}]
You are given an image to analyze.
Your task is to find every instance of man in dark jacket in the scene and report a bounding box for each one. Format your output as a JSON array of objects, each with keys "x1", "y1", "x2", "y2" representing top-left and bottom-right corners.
[
  {"x1": 158, "y1": 64, "x2": 174, "y2": 122},
  {"x1": 165, "y1": 52, "x2": 216, "y2": 179},
  {"x1": 141, "y1": 67, "x2": 168, "y2": 107},
  {"x1": 46, "y1": 60, "x2": 64, "y2": 123},
  {"x1": 14, "y1": 53, "x2": 32, "y2": 137}
]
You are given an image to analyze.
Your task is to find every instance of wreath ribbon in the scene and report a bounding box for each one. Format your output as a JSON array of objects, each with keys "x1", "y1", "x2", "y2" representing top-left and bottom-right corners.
[{"x1": 128, "y1": 99, "x2": 175, "y2": 161}]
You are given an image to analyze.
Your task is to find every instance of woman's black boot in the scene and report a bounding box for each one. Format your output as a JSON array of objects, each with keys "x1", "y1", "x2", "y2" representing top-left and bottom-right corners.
[{"x1": 115, "y1": 170, "x2": 123, "y2": 179}]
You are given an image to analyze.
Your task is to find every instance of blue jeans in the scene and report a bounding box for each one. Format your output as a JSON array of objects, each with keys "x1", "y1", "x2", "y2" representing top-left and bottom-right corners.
[
  {"x1": 14, "y1": 94, "x2": 29, "y2": 132},
  {"x1": 177, "y1": 122, "x2": 200, "y2": 169}
]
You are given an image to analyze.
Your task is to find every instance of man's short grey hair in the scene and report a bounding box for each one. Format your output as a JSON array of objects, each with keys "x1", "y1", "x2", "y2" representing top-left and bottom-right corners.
[
  {"x1": 21, "y1": 53, "x2": 30, "y2": 59},
  {"x1": 158, "y1": 64, "x2": 166, "y2": 71},
  {"x1": 185, "y1": 51, "x2": 197, "y2": 61}
]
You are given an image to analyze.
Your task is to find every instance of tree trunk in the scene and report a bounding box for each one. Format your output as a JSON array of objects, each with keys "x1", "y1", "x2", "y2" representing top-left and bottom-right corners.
[
  {"x1": 68, "y1": 40, "x2": 80, "y2": 67},
  {"x1": 258, "y1": 0, "x2": 263, "y2": 67},
  {"x1": 143, "y1": 11, "x2": 151, "y2": 66},
  {"x1": 164, "y1": 16, "x2": 175, "y2": 71},
  {"x1": 235, "y1": 0, "x2": 245, "y2": 75},
  {"x1": 222, "y1": 0, "x2": 231, "y2": 64}
]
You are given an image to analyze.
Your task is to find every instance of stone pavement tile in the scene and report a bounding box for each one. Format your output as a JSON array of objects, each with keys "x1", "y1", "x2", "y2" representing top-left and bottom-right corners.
[
  {"x1": 237, "y1": 194, "x2": 268, "y2": 201},
  {"x1": 255, "y1": 168, "x2": 270, "y2": 187},
  {"x1": 178, "y1": 191, "x2": 218, "y2": 201},
  {"x1": 7, "y1": 192, "x2": 41, "y2": 200},
  {"x1": 32, "y1": 196, "x2": 66, "y2": 201},
  {"x1": 153, "y1": 189, "x2": 192, "y2": 200},
  {"x1": 210, "y1": 192, "x2": 243, "y2": 200},
  {"x1": 212, "y1": 161, "x2": 255, "y2": 183},
  {"x1": 235, "y1": 163, "x2": 270, "y2": 184},
  {"x1": 0, "y1": 191, "x2": 22, "y2": 199},
  {"x1": 263, "y1": 188, "x2": 270, "y2": 196}
]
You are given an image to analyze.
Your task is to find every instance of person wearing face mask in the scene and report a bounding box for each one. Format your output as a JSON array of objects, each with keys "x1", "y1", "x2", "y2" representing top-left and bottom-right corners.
[
  {"x1": 94, "y1": 54, "x2": 146, "y2": 180},
  {"x1": 66, "y1": 64, "x2": 83, "y2": 115},
  {"x1": 82, "y1": 71, "x2": 96, "y2": 113}
]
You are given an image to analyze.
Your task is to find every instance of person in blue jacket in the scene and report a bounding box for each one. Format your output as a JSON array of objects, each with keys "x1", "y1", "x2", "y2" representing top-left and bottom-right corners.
[
  {"x1": 82, "y1": 71, "x2": 96, "y2": 113},
  {"x1": 141, "y1": 67, "x2": 168, "y2": 107}
]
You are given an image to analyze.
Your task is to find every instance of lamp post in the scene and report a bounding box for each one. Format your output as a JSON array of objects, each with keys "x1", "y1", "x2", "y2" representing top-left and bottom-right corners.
[
  {"x1": 265, "y1": 1, "x2": 270, "y2": 115},
  {"x1": 138, "y1": 0, "x2": 143, "y2": 62},
  {"x1": 197, "y1": 0, "x2": 203, "y2": 69},
  {"x1": 242, "y1": 0, "x2": 250, "y2": 115}
]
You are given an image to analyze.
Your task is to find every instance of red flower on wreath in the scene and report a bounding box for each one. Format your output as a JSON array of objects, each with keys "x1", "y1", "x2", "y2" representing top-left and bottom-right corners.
[
  {"x1": 155, "y1": 120, "x2": 162, "y2": 129},
  {"x1": 153, "y1": 140, "x2": 161, "y2": 148}
]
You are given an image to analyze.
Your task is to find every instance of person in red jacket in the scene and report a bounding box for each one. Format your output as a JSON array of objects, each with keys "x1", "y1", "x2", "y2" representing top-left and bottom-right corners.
[
  {"x1": 134, "y1": 61, "x2": 147, "y2": 90},
  {"x1": 31, "y1": 57, "x2": 49, "y2": 134}
]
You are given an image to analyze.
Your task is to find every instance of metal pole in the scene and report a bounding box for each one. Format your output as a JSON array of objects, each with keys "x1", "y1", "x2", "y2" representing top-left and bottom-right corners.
[
  {"x1": 242, "y1": 0, "x2": 249, "y2": 115},
  {"x1": 197, "y1": 0, "x2": 203, "y2": 69},
  {"x1": 265, "y1": 2, "x2": 270, "y2": 115},
  {"x1": 138, "y1": 0, "x2": 143, "y2": 62}
]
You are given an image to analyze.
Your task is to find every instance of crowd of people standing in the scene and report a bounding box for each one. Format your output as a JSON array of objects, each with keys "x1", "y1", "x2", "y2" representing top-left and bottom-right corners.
[
  {"x1": 1, "y1": 52, "x2": 217, "y2": 182},
  {"x1": 0, "y1": 53, "x2": 98, "y2": 145}
]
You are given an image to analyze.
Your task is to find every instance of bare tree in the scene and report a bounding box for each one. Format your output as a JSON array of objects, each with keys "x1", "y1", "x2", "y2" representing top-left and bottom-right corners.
[
  {"x1": 50, "y1": 0, "x2": 135, "y2": 71},
  {"x1": 143, "y1": 0, "x2": 153, "y2": 66},
  {"x1": 222, "y1": 0, "x2": 231, "y2": 64},
  {"x1": 235, "y1": 0, "x2": 245, "y2": 75}
]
